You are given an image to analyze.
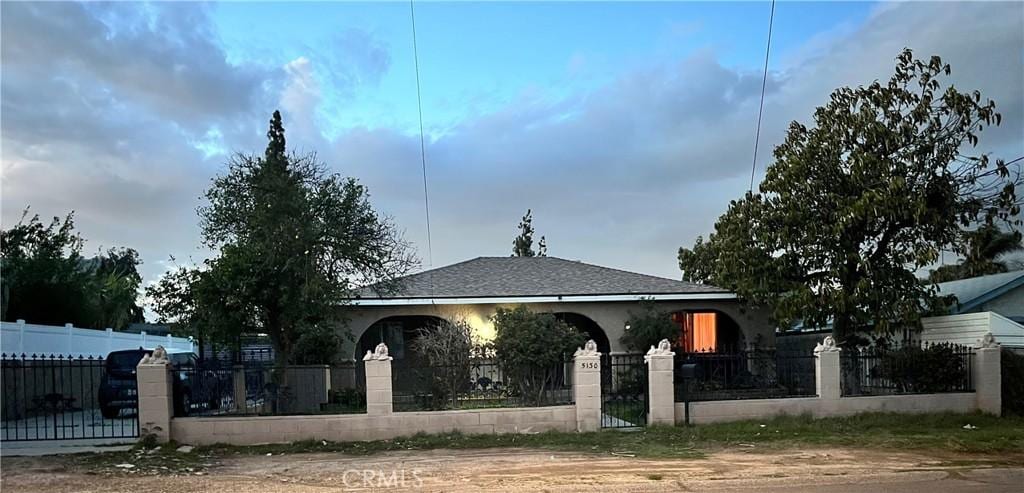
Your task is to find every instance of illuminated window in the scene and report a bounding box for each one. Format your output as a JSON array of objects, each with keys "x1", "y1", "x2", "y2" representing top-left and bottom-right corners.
[{"x1": 674, "y1": 312, "x2": 719, "y2": 352}]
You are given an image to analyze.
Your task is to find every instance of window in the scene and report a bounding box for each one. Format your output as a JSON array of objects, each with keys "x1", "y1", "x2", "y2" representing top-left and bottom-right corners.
[{"x1": 674, "y1": 311, "x2": 719, "y2": 352}]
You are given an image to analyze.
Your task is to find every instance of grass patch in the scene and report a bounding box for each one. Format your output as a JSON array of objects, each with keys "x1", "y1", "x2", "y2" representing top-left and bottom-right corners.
[
  {"x1": 71, "y1": 412, "x2": 1024, "y2": 475},
  {"x1": 202, "y1": 412, "x2": 1024, "y2": 459}
]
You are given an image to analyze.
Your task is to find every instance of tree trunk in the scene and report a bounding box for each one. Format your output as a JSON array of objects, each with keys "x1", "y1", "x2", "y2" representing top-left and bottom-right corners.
[{"x1": 267, "y1": 315, "x2": 292, "y2": 414}]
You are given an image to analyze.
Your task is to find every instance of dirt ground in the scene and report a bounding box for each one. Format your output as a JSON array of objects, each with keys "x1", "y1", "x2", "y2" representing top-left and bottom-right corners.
[{"x1": 3, "y1": 447, "x2": 1023, "y2": 492}]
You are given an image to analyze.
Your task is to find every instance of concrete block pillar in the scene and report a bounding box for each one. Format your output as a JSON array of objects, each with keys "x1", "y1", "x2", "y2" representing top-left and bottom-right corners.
[
  {"x1": 363, "y1": 343, "x2": 393, "y2": 416},
  {"x1": 814, "y1": 337, "x2": 841, "y2": 401},
  {"x1": 137, "y1": 348, "x2": 173, "y2": 442},
  {"x1": 645, "y1": 339, "x2": 675, "y2": 426},
  {"x1": 973, "y1": 334, "x2": 1002, "y2": 416},
  {"x1": 573, "y1": 340, "x2": 602, "y2": 432}
]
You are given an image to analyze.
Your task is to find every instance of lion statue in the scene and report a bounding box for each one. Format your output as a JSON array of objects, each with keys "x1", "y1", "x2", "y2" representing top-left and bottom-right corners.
[{"x1": 138, "y1": 345, "x2": 169, "y2": 365}]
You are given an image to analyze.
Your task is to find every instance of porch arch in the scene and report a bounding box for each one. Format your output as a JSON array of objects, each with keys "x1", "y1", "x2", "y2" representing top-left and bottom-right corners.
[
  {"x1": 353, "y1": 315, "x2": 446, "y2": 361},
  {"x1": 554, "y1": 312, "x2": 611, "y2": 355}
]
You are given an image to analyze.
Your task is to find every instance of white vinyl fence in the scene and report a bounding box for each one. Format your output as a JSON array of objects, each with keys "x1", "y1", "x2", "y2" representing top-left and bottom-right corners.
[{"x1": 1, "y1": 320, "x2": 195, "y2": 358}]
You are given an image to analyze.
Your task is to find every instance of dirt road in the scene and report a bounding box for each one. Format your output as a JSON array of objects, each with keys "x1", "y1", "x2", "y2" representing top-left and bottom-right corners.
[{"x1": 3, "y1": 447, "x2": 1022, "y2": 492}]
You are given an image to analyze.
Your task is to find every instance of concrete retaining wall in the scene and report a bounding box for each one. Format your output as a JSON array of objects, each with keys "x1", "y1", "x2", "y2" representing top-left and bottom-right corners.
[
  {"x1": 135, "y1": 336, "x2": 1002, "y2": 446},
  {"x1": 677, "y1": 393, "x2": 977, "y2": 425},
  {"x1": 171, "y1": 405, "x2": 576, "y2": 445}
]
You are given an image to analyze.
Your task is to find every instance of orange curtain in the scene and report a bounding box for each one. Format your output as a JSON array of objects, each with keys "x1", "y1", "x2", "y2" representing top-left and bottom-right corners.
[
  {"x1": 691, "y1": 313, "x2": 717, "y2": 352},
  {"x1": 677, "y1": 312, "x2": 692, "y2": 352}
]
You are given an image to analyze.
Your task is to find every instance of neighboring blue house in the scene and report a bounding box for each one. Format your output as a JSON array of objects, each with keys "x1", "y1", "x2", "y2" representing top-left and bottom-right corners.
[{"x1": 936, "y1": 270, "x2": 1024, "y2": 324}]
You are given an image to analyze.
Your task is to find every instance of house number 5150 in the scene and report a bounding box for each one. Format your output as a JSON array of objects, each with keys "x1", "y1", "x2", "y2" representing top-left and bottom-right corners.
[{"x1": 580, "y1": 362, "x2": 599, "y2": 369}]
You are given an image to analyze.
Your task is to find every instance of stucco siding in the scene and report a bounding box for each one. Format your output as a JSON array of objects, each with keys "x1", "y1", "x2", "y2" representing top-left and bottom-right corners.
[
  {"x1": 977, "y1": 284, "x2": 1023, "y2": 320},
  {"x1": 338, "y1": 300, "x2": 773, "y2": 357}
]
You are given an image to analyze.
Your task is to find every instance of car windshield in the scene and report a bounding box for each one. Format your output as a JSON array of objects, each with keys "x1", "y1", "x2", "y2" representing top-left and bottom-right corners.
[
  {"x1": 108, "y1": 351, "x2": 148, "y2": 369},
  {"x1": 170, "y1": 353, "x2": 195, "y2": 366}
]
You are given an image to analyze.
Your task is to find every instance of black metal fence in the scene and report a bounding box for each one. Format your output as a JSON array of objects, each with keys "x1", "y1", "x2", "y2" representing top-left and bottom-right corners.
[
  {"x1": 2, "y1": 354, "x2": 139, "y2": 441},
  {"x1": 601, "y1": 353, "x2": 647, "y2": 428},
  {"x1": 171, "y1": 360, "x2": 366, "y2": 417},
  {"x1": 674, "y1": 349, "x2": 816, "y2": 402},
  {"x1": 840, "y1": 342, "x2": 974, "y2": 396},
  {"x1": 392, "y1": 358, "x2": 573, "y2": 411}
]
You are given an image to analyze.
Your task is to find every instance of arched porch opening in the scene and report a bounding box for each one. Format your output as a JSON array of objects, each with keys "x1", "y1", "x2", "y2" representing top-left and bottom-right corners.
[
  {"x1": 670, "y1": 309, "x2": 744, "y2": 353},
  {"x1": 354, "y1": 315, "x2": 446, "y2": 362},
  {"x1": 554, "y1": 312, "x2": 611, "y2": 355}
]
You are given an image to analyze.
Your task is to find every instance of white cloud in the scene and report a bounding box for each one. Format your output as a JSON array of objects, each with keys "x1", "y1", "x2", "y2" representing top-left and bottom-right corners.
[{"x1": 2, "y1": 0, "x2": 1021, "y2": 296}]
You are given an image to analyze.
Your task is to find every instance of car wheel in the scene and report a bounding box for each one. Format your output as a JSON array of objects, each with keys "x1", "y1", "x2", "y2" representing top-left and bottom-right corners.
[{"x1": 100, "y1": 405, "x2": 120, "y2": 419}]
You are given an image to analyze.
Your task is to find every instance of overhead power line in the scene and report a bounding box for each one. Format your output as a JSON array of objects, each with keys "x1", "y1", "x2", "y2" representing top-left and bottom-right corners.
[
  {"x1": 749, "y1": 0, "x2": 776, "y2": 193},
  {"x1": 409, "y1": 0, "x2": 434, "y2": 296}
]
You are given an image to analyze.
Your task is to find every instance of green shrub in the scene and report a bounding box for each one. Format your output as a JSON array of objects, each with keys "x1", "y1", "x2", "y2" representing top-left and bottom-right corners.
[
  {"x1": 1002, "y1": 348, "x2": 1024, "y2": 416},
  {"x1": 870, "y1": 343, "x2": 967, "y2": 393},
  {"x1": 491, "y1": 305, "x2": 585, "y2": 406},
  {"x1": 620, "y1": 299, "x2": 676, "y2": 352},
  {"x1": 291, "y1": 324, "x2": 343, "y2": 365}
]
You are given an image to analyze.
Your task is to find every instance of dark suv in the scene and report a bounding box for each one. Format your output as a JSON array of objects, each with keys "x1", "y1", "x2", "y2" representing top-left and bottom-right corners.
[{"x1": 97, "y1": 349, "x2": 204, "y2": 419}]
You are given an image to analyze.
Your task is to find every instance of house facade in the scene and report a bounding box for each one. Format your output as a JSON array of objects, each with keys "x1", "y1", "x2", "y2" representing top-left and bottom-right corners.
[
  {"x1": 936, "y1": 270, "x2": 1024, "y2": 324},
  {"x1": 340, "y1": 257, "x2": 773, "y2": 362}
]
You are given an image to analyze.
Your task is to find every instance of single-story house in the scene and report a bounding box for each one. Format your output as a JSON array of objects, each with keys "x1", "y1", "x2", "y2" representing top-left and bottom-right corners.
[
  {"x1": 779, "y1": 270, "x2": 1024, "y2": 352},
  {"x1": 935, "y1": 270, "x2": 1024, "y2": 324},
  {"x1": 341, "y1": 256, "x2": 773, "y2": 362},
  {"x1": 920, "y1": 270, "x2": 1024, "y2": 349}
]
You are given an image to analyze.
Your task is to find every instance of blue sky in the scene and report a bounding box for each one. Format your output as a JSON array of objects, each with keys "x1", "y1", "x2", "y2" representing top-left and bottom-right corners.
[
  {"x1": 2, "y1": 1, "x2": 1022, "y2": 295},
  {"x1": 211, "y1": 1, "x2": 874, "y2": 139}
]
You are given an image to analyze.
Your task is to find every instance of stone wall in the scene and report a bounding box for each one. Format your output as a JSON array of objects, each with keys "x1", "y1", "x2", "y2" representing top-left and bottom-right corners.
[
  {"x1": 136, "y1": 334, "x2": 1003, "y2": 446},
  {"x1": 673, "y1": 336, "x2": 1002, "y2": 425},
  {"x1": 679, "y1": 393, "x2": 978, "y2": 425},
  {"x1": 171, "y1": 406, "x2": 577, "y2": 446}
]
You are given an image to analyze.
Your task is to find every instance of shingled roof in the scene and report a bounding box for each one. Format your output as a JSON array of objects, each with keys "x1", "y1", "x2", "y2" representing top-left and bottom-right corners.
[{"x1": 359, "y1": 256, "x2": 729, "y2": 299}]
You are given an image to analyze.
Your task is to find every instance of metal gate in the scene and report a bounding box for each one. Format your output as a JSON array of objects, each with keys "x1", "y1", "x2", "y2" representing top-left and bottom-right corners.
[
  {"x1": 601, "y1": 353, "x2": 647, "y2": 428},
  {"x1": 1, "y1": 354, "x2": 139, "y2": 441}
]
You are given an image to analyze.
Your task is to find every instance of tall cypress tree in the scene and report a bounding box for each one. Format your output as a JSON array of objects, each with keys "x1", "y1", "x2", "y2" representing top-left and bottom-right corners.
[{"x1": 512, "y1": 209, "x2": 546, "y2": 257}]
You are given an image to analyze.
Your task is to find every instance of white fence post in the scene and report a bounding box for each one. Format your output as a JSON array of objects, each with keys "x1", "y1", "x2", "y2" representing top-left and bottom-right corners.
[
  {"x1": 363, "y1": 343, "x2": 393, "y2": 416},
  {"x1": 65, "y1": 323, "x2": 74, "y2": 356},
  {"x1": 573, "y1": 340, "x2": 602, "y2": 432},
  {"x1": 973, "y1": 334, "x2": 1002, "y2": 416},
  {"x1": 17, "y1": 319, "x2": 26, "y2": 355},
  {"x1": 814, "y1": 336, "x2": 842, "y2": 401},
  {"x1": 645, "y1": 339, "x2": 676, "y2": 426},
  {"x1": 137, "y1": 351, "x2": 173, "y2": 442},
  {"x1": 166, "y1": 334, "x2": 173, "y2": 351},
  {"x1": 141, "y1": 331, "x2": 148, "y2": 349},
  {"x1": 106, "y1": 328, "x2": 114, "y2": 355}
]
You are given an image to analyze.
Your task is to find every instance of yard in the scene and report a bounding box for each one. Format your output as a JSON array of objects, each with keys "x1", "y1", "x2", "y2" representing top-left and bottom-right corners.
[{"x1": 2, "y1": 413, "x2": 1023, "y2": 492}]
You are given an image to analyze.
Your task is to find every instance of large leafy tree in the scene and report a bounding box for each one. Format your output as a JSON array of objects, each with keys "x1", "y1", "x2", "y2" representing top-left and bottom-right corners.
[
  {"x1": 678, "y1": 50, "x2": 1022, "y2": 341},
  {"x1": 2, "y1": 210, "x2": 144, "y2": 329},
  {"x1": 89, "y1": 247, "x2": 146, "y2": 330},
  {"x1": 150, "y1": 111, "x2": 415, "y2": 365},
  {"x1": 511, "y1": 209, "x2": 547, "y2": 257},
  {"x1": 929, "y1": 224, "x2": 1023, "y2": 282}
]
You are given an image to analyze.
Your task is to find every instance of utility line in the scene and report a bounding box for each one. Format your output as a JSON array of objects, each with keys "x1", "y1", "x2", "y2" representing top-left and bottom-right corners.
[
  {"x1": 409, "y1": 0, "x2": 434, "y2": 297},
  {"x1": 749, "y1": 0, "x2": 776, "y2": 193}
]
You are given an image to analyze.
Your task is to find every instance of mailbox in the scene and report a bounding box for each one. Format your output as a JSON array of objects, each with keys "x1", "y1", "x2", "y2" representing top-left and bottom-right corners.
[{"x1": 679, "y1": 363, "x2": 702, "y2": 380}]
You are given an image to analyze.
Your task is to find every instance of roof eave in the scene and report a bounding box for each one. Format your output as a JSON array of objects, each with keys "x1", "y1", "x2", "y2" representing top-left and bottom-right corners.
[
  {"x1": 349, "y1": 292, "x2": 737, "y2": 306},
  {"x1": 955, "y1": 273, "x2": 1024, "y2": 313}
]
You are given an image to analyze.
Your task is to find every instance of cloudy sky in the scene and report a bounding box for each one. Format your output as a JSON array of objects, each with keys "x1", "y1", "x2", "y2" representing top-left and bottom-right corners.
[{"x1": 2, "y1": 1, "x2": 1022, "y2": 296}]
